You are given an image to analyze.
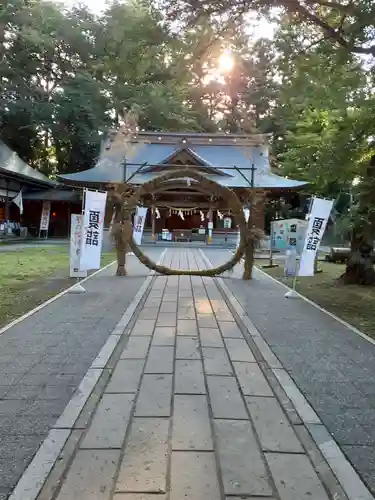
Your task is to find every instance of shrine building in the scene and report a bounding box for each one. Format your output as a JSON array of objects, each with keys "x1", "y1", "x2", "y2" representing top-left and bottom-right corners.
[
  {"x1": 0, "y1": 132, "x2": 307, "y2": 242},
  {"x1": 58, "y1": 131, "x2": 307, "y2": 243}
]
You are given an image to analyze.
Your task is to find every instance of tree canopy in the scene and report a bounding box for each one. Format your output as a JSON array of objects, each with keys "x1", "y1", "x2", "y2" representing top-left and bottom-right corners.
[{"x1": 1, "y1": 0, "x2": 375, "y2": 282}]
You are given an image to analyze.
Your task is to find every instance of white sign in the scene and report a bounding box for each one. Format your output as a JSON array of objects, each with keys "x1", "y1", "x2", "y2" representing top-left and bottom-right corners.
[
  {"x1": 80, "y1": 190, "x2": 107, "y2": 271},
  {"x1": 39, "y1": 201, "x2": 51, "y2": 231},
  {"x1": 69, "y1": 214, "x2": 87, "y2": 278},
  {"x1": 284, "y1": 249, "x2": 297, "y2": 277},
  {"x1": 298, "y1": 197, "x2": 333, "y2": 276},
  {"x1": 224, "y1": 217, "x2": 232, "y2": 229},
  {"x1": 243, "y1": 208, "x2": 250, "y2": 223},
  {"x1": 133, "y1": 206, "x2": 148, "y2": 245}
]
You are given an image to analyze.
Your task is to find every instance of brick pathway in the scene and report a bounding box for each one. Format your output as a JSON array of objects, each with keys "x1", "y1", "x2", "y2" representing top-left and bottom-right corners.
[
  {"x1": 205, "y1": 247, "x2": 375, "y2": 497},
  {"x1": 0, "y1": 249, "x2": 162, "y2": 500},
  {"x1": 24, "y1": 248, "x2": 359, "y2": 500}
]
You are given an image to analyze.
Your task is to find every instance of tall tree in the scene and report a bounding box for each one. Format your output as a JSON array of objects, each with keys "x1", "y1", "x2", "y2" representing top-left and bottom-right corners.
[
  {"x1": 161, "y1": 0, "x2": 375, "y2": 57},
  {"x1": 270, "y1": 18, "x2": 375, "y2": 284}
]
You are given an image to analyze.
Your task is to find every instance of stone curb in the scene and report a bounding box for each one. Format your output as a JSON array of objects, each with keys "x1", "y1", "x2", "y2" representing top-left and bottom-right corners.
[
  {"x1": 200, "y1": 248, "x2": 374, "y2": 500},
  {"x1": 8, "y1": 250, "x2": 166, "y2": 500}
]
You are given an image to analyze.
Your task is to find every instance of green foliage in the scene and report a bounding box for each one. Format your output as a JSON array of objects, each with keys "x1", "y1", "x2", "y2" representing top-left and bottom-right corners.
[{"x1": 0, "y1": 0, "x2": 202, "y2": 175}]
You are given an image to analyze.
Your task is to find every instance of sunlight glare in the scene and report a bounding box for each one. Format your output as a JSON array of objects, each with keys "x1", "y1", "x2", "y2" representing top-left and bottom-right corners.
[{"x1": 218, "y1": 52, "x2": 234, "y2": 72}]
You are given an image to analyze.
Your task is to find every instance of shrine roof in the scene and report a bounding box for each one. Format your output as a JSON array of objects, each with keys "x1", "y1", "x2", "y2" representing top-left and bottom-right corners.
[
  {"x1": 58, "y1": 131, "x2": 307, "y2": 189},
  {"x1": 0, "y1": 141, "x2": 54, "y2": 187}
]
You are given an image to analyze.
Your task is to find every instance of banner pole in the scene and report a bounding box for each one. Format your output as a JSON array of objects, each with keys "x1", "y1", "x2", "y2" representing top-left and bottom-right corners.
[{"x1": 69, "y1": 189, "x2": 86, "y2": 294}]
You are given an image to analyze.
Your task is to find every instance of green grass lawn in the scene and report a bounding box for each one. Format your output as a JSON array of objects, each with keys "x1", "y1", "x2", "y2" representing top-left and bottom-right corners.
[
  {"x1": 256, "y1": 260, "x2": 375, "y2": 339},
  {"x1": 0, "y1": 246, "x2": 116, "y2": 328}
]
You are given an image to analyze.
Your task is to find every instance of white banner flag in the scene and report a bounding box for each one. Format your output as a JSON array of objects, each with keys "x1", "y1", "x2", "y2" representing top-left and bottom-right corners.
[
  {"x1": 69, "y1": 214, "x2": 87, "y2": 278},
  {"x1": 298, "y1": 197, "x2": 333, "y2": 276},
  {"x1": 80, "y1": 190, "x2": 107, "y2": 271},
  {"x1": 39, "y1": 201, "x2": 51, "y2": 232},
  {"x1": 12, "y1": 190, "x2": 23, "y2": 214},
  {"x1": 133, "y1": 206, "x2": 148, "y2": 245}
]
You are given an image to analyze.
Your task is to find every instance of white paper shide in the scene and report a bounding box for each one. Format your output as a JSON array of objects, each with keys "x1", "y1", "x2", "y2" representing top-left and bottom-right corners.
[
  {"x1": 80, "y1": 190, "x2": 107, "y2": 271},
  {"x1": 298, "y1": 197, "x2": 333, "y2": 276},
  {"x1": 69, "y1": 214, "x2": 87, "y2": 278},
  {"x1": 133, "y1": 206, "x2": 148, "y2": 245}
]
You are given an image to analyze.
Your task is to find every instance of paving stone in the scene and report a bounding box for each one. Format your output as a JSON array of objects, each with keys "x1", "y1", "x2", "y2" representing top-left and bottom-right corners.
[
  {"x1": 199, "y1": 328, "x2": 224, "y2": 348},
  {"x1": 120, "y1": 337, "x2": 151, "y2": 359},
  {"x1": 114, "y1": 495, "x2": 166, "y2": 500},
  {"x1": 152, "y1": 327, "x2": 176, "y2": 346},
  {"x1": 252, "y1": 336, "x2": 282, "y2": 368},
  {"x1": 145, "y1": 346, "x2": 174, "y2": 374},
  {"x1": 116, "y1": 418, "x2": 169, "y2": 493},
  {"x1": 202, "y1": 348, "x2": 233, "y2": 376},
  {"x1": 214, "y1": 419, "x2": 273, "y2": 496},
  {"x1": 174, "y1": 360, "x2": 206, "y2": 394},
  {"x1": 81, "y1": 394, "x2": 134, "y2": 449},
  {"x1": 159, "y1": 302, "x2": 177, "y2": 313},
  {"x1": 156, "y1": 313, "x2": 176, "y2": 327},
  {"x1": 135, "y1": 374, "x2": 173, "y2": 417},
  {"x1": 131, "y1": 320, "x2": 155, "y2": 336},
  {"x1": 195, "y1": 301, "x2": 213, "y2": 314},
  {"x1": 215, "y1": 313, "x2": 234, "y2": 323},
  {"x1": 170, "y1": 451, "x2": 221, "y2": 500},
  {"x1": 178, "y1": 298, "x2": 195, "y2": 308},
  {"x1": 144, "y1": 299, "x2": 162, "y2": 308},
  {"x1": 176, "y1": 337, "x2": 200, "y2": 360},
  {"x1": 224, "y1": 338, "x2": 255, "y2": 362},
  {"x1": 177, "y1": 308, "x2": 196, "y2": 319},
  {"x1": 55, "y1": 449, "x2": 120, "y2": 499},
  {"x1": 138, "y1": 308, "x2": 159, "y2": 320},
  {"x1": 162, "y1": 294, "x2": 177, "y2": 302},
  {"x1": 177, "y1": 319, "x2": 198, "y2": 336},
  {"x1": 225, "y1": 498, "x2": 276, "y2": 500},
  {"x1": 246, "y1": 396, "x2": 303, "y2": 453},
  {"x1": 233, "y1": 362, "x2": 273, "y2": 396},
  {"x1": 178, "y1": 289, "x2": 193, "y2": 298},
  {"x1": 197, "y1": 314, "x2": 218, "y2": 328},
  {"x1": 207, "y1": 376, "x2": 248, "y2": 419},
  {"x1": 172, "y1": 394, "x2": 213, "y2": 450},
  {"x1": 218, "y1": 322, "x2": 243, "y2": 338},
  {"x1": 266, "y1": 453, "x2": 330, "y2": 500},
  {"x1": 210, "y1": 303, "x2": 229, "y2": 314},
  {"x1": 106, "y1": 360, "x2": 145, "y2": 393}
]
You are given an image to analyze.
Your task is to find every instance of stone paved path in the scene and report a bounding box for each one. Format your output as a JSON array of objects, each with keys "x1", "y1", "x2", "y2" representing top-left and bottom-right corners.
[
  {"x1": 205, "y1": 247, "x2": 375, "y2": 498},
  {"x1": 19, "y1": 248, "x2": 365, "y2": 500},
  {"x1": 0, "y1": 249, "x2": 162, "y2": 500}
]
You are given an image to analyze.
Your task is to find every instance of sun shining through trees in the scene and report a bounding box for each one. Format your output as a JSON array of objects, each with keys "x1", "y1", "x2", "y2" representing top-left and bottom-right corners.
[{"x1": 218, "y1": 52, "x2": 234, "y2": 72}]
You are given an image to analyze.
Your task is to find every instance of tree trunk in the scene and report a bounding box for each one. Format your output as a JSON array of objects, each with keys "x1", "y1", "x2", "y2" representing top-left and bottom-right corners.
[
  {"x1": 341, "y1": 235, "x2": 375, "y2": 285},
  {"x1": 341, "y1": 155, "x2": 375, "y2": 285}
]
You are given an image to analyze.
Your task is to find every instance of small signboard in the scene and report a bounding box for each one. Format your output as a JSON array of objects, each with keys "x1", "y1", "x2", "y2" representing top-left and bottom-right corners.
[
  {"x1": 39, "y1": 201, "x2": 51, "y2": 235},
  {"x1": 69, "y1": 214, "x2": 87, "y2": 278}
]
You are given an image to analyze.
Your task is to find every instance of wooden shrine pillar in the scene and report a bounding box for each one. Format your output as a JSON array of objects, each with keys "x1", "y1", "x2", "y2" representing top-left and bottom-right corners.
[
  {"x1": 207, "y1": 206, "x2": 213, "y2": 244},
  {"x1": 151, "y1": 205, "x2": 156, "y2": 242}
]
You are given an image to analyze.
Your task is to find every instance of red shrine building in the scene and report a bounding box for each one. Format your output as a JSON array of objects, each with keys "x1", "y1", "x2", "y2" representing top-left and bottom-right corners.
[{"x1": 0, "y1": 132, "x2": 306, "y2": 242}]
